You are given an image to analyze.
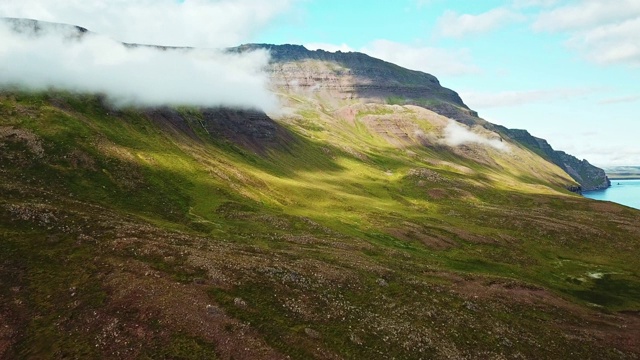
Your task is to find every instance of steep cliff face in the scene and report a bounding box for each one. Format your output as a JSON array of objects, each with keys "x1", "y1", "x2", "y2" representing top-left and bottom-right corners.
[
  {"x1": 556, "y1": 151, "x2": 611, "y2": 191},
  {"x1": 234, "y1": 44, "x2": 480, "y2": 121}
]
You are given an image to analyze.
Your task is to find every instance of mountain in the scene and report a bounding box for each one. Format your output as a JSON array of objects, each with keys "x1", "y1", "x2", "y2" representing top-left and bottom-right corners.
[
  {"x1": 0, "y1": 17, "x2": 613, "y2": 192},
  {"x1": 235, "y1": 43, "x2": 610, "y2": 191},
  {"x1": 1, "y1": 19, "x2": 639, "y2": 359}
]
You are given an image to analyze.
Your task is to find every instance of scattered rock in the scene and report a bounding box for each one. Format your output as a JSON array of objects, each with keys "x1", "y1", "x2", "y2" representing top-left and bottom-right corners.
[
  {"x1": 205, "y1": 304, "x2": 220, "y2": 314},
  {"x1": 350, "y1": 333, "x2": 363, "y2": 345},
  {"x1": 233, "y1": 297, "x2": 247, "y2": 307},
  {"x1": 463, "y1": 301, "x2": 477, "y2": 312},
  {"x1": 304, "y1": 327, "x2": 321, "y2": 339},
  {"x1": 376, "y1": 278, "x2": 388, "y2": 287},
  {"x1": 407, "y1": 168, "x2": 445, "y2": 182}
]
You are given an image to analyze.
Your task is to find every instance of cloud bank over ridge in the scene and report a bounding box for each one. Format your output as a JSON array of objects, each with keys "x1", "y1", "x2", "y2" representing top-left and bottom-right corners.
[
  {"x1": 442, "y1": 121, "x2": 508, "y2": 151},
  {"x1": 0, "y1": 21, "x2": 278, "y2": 110},
  {"x1": 0, "y1": 1, "x2": 301, "y2": 110}
]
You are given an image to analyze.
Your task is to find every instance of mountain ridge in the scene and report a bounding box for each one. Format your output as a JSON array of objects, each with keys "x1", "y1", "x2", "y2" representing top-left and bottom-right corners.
[{"x1": 0, "y1": 17, "x2": 613, "y2": 191}]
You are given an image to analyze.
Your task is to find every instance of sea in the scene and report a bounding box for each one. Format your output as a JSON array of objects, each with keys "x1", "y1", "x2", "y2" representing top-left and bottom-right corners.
[{"x1": 583, "y1": 179, "x2": 640, "y2": 210}]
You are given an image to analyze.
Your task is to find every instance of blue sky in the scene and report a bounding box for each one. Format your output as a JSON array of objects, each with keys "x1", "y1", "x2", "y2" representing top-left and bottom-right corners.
[
  {"x1": 254, "y1": 0, "x2": 640, "y2": 166},
  {"x1": 1, "y1": 0, "x2": 638, "y2": 166}
]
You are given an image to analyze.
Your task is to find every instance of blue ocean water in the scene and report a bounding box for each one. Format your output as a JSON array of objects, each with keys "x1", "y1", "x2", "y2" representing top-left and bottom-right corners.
[{"x1": 583, "y1": 179, "x2": 640, "y2": 210}]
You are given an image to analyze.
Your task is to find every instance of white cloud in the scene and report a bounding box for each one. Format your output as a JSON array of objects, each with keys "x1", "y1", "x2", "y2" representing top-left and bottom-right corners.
[
  {"x1": 362, "y1": 40, "x2": 480, "y2": 76},
  {"x1": 0, "y1": 0, "x2": 295, "y2": 47},
  {"x1": 570, "y1": 17, "x2": 640, "y2": 66},
  {"x1": 533, "y1": 0, "x2": 640, "y2": 32},
  {"x1": 460, "y1": 88, "x2": 594, "y2": 108},
  {"x1": 435, "y1": 8, "x2": 525, "y2": 38},
  {"x1": 533, "y1": 0, "x2": 640, "y2": 66},
  {"x1": 304, "y1": 43, "x2": 354, "y2": 53},
  {"x1": 572, "y1": 145, "x2": 640, "y2": 167},
  {"x1": 442, "y1": 121, "x2": 508, "y2": 151},
  {"x1": 599, "y1": 95, "x2": 640, "y2": 105},
  {"x1": 0, "y1": 20, "x2": 278, "y2": 111},
  {"x1": 415, "y1": 0, "x2": 438, "y2": 9},
  {"x1": 512, "y1": 0, "x2": 559, "y2": 8}
]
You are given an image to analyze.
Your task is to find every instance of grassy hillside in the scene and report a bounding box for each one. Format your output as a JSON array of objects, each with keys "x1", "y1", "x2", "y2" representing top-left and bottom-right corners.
[{"x1": 1, "y1": 91, "x2": 639, "y2": 359}]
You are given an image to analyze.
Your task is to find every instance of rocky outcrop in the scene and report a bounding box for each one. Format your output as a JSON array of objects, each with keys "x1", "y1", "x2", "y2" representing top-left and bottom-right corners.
[
  {"x1": 2, "y1": 17, "x2": 88, "y2": 38},
  {"x1": 143, "y1": 107, "x2": 294, "y2": 155},
  {"x1": 199, "y1": 108, "x2": 295, "y2": 154},
  {"x1": 556, "y1": 151, "x2": 611, "y2": 191}
]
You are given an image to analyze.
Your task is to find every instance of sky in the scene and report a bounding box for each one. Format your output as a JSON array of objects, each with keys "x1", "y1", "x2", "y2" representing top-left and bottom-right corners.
[{"x1": 0, "y1": 0, "x2": 638, "y2": 166}]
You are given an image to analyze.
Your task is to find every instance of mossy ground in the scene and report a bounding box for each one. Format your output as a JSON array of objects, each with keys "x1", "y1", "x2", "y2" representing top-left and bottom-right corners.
[{"x1": 0, "y1": 91, "x2": 639, "y2": 359}]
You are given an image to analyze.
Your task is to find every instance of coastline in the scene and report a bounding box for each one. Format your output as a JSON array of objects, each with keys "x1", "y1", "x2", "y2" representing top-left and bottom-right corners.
[
  {"x1": 607, "y1": 176, "x2": 640, "y2": 180},
  {"x1": 583, "y1": 178, "x2": 640, "y2": 194},
  {"x1": 582, "y1": 179, "x2": 640, "y2": 210}
]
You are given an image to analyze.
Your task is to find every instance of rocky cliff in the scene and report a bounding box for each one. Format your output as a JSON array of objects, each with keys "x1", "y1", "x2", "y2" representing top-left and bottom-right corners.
[
  {"x1": 556, "y1": 151, "x2": 611, "y2": 191},
  {"x1": 233, "y1": 44, "x2": 480, "y2": 122}
]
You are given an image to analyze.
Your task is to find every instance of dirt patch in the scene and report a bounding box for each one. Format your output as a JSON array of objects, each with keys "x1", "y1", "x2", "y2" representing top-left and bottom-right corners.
[
  {"x1": 407, "y1": 168, "x2": 447, "y2": 183},
  {"x1": 427, "y1": 188, "x2": 448, "y2": 200},
  {"x1": 447, "y1": 227, "x2": 498, "y2": 245},
  {"x1": 67, "y1": 149, "x2": 96, "y2": 170},
  {"x1": 386, "y1": 224, "x2": 457, "y2": 250},
  {"x1": 0, "y1": 126, "x2": 44, "y2": 158},
  {"x1": 0, "y1": 310, "x2": 19, "y2": 359}
]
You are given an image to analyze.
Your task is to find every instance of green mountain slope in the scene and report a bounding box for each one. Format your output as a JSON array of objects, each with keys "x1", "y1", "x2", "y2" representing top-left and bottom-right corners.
[
  {"x1": 239, "y1": 43, "x2": 610, "y2": 191},
  {"x1": 1, "y1": 91, "x2": 639, "y2": 359}
]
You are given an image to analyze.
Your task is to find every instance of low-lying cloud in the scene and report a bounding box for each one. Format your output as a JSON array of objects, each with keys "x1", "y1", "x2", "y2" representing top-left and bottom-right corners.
[
  {"x1": 0, "y1": 21, "x2": 278, "y2": 111},
  {"x1": 442, "y1": 121, "x2": 508, "y2": 151},
  {"x1": 0, "y1": 0, "x2": 295, "y2": 48}
]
